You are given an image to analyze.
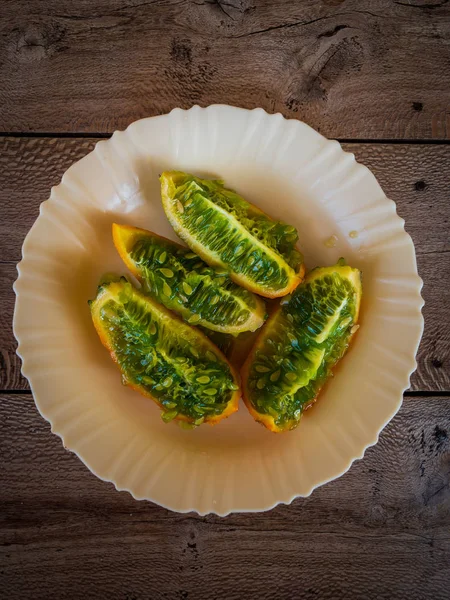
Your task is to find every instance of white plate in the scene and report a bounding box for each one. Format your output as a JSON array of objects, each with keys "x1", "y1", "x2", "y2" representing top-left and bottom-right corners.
[{"x1": 13, "y1": 106, "x2": 424, "y2": 515}]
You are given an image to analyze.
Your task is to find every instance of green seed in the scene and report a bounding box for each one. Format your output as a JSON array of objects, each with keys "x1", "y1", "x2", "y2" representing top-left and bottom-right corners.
[
  {"x1": 270, "y1": 370, "x2": 281, "y2": 382},
  {"x1": 196, "y1": 216, "x2": 203, "y2": 225},
  {"x1": 158, "y1": 251, "x2": 167, "y2": 264},
  {"x1": 161, "y1": 410, "x2": 178, "y2": 423},
  {"x1": 247, "y1": 256, "x2": 255, "y2": 267},
  {"x1": 340, "y1": 317, "x2": 351, "y2": 329},
  {"x1": 197, "y1": 376, "x2": 210, "y2": 384},
  {"x1": 183, "y1": 282, "x2": 193, "y2": 295},
  {"x1": 255, "y1": 365, "x2": 270, "y2": 373},
  {"x1": 189, "y1": 314, "x2": 201, "y2": 324},
  {"x1": 164, "y1": 401, "x2": 177, "y2": 409},
  {"x1": 204, "y1": 388, "x2": 217, "y2": 396},
  {"x1": 287, "y1": 314, "x2": 294, "y2": 323},
  {"x1": 185, "y1": 252, "x2": 197, "y2": 259},
  {"x1": 210, "y1": 295, "x2": 220, "y2": 305},
  {"x1": 287, "y1": 333, "x2": 298, "y2": 346},
  {"x1": 286, "y1": 372, "x2": 297, "y2": 382},
  {"x1": 190, "y1": 347, "x2": 199, "y2": 358},
  {"x1": 256, "y1": 378, "x2": 265, "y2": 389},
  {"x1": 194, "y1": 417, "x2": 205, "y2": 426},
  {"x1": 163, "y1": 282, "x2": 172, "y2": 296},
  {"x1": 149, "y1": 322, "x2": 157, "y2": 335},
  {"x1": 160, "y1": 268, "x2": 174, "y2": 278},
  {"x1": 206, "y1": 350, "x2": 217, "y2": 362},
  {"x1": 177, "y1": 200, "x2": 184, "y2": 214},
  {"x1": 162, "y1": 376, "x2": 173, "y2": 387}
]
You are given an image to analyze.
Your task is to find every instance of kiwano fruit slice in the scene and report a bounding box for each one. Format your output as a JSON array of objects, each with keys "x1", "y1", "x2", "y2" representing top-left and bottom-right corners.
[
  {"x1": 160, "y1": 171, "x2": 305, "y2": 298},
  {"x1": 90, "y1": 277, "x2": 240, "y2": 426},
  {"x1": 241, "y1": 261, "x2": 362, "y2": 432},
  {"x1": 113, "y1": 223, "x2": 266, "y2": 335}
]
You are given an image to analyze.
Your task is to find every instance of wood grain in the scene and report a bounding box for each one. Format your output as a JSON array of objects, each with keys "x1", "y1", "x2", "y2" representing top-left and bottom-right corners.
[
  {"x1": 0, "y1": 137, "x2": 448, "y2": 391},
  {"x1": 0, "y1": 137, "x2": 97, "y2": 265},
  {"x1": 1, "y1": 0, "x2": 449, "y2": 138},
  {"x1": 1, "y1": 393, "x2": 449, "y2": 599},
  {"x1": 1, "y1": 2, "x2": 449, "y2": 596}
]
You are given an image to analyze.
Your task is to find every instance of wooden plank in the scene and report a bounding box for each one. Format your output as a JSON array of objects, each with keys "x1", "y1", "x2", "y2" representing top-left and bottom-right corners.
[
  {"x1": 1, "y1": 393, "x2": 449, "y2": 599},
  {"x1": 1, "y1": 138, "x2": 449, "y2": 262},
  {"x1": 3, "y1": 251, "x2": 447, "y2": 392},
  {"x1": 0, "y1": 137, "x2": 448, "y2": 391},
  {"x1": 0, "y1": 137, "x2": 97, "y2": 264},
  {"x1": 344, "y1": 142, "x2": 450, "y2": 257},
  {"x1": 343, "y1": 143, "x2": 450, "y2": 392},
  {"x1": 1, "y1": 0, "x2": 449, "y2": 138}
]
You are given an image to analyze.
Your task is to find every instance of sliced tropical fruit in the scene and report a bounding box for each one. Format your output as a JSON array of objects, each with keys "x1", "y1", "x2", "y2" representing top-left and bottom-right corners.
[
  {"x1": 160, "y1": 171, "x2": 305, "y2": 298},
  {"x1": 113, "y1": 223, "x2": 266, "y2": 335},
  {"x1": 242, "y1": 260, "x2": 362, "y2": 432},
  {"x1": 90, "y1": 277, "x2": 240, "y2": 426}
]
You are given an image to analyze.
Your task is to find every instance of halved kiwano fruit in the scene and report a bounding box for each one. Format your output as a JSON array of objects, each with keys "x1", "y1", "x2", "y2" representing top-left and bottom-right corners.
[
  {"x1": 90, "y1": 277, "x2": 240, "y2": 426},
  {"x1": 113, "y1": 223, "x2": 266, "y2": 335},
  {"x1": 160, "y1": 171, "x2": 305, "y2": 298},
  {"x1": 241, "y1": 261, "x2": 362, "y2": 432}
]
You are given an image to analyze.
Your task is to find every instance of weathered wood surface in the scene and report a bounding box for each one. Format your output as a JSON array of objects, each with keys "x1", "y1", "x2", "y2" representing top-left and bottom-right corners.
[
  {"x1": 0, "y1": 137, "x2": 448, "y2": 391},
  {"x1": 1, "y1": 0, "x2": 450, "y2": 138},
  {"x1": 1, "y1": 393, "x2": 449, "y2": 600},
  {"x1": 1, "y1": 2, "x2": 449, "y2": 594}
]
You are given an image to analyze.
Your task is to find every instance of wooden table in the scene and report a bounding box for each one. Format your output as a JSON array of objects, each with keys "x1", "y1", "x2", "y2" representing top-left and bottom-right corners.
[{"x1": 1, "y1": 1, "x2": 449, "y2": 598}]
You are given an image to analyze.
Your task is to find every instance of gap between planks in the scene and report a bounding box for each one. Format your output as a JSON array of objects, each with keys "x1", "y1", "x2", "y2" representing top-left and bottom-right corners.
[{"x1": 0, "y1": 132, "x2": 450, "y2": 145}]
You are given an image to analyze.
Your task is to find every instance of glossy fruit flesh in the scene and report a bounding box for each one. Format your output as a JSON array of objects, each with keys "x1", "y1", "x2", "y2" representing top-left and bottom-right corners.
[
  {"x1": 90, "y1": 278, "x2": 240, "y2": 425},
  {"x1": 113, "y1": 224, "x2": 266, "y2": 335},
  {"x1": 242, "y1": 262, "x2": 362, "y2": 432},
  {"x1": 160, "y1": 171, "x2": 305, "y2": 298}
]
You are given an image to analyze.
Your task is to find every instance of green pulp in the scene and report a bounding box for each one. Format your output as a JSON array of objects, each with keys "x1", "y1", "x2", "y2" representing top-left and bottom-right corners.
[
  {"x1": 130, "y1": 233, "x2": 264, "y2": 332},
  {"x1": 95, "y1": 279, "x2": 238, "y2": 423},
  {"x1": 246, "y1": 267, "x2": 359, "y2": 430},
  {"x1": 165, "y1": 173, "x2": 303, "y2": 292}
]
